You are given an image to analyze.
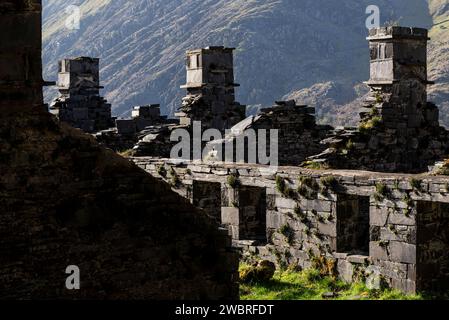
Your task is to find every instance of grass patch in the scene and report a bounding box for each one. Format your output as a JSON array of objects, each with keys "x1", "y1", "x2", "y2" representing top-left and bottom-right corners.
[
  {"x1": 297, "y1": 185, "x2": 315, "y2": 200},
  {"x1": 297, "y1": 176, "x2": 318, "y2": 200},
  {"x1": 299, "y1": 176, "x2": 319, "y2": 191},
  {"x1": 359, "y1": 116, "x2": 382, "y2": 133},
  {"x1": 436, "y1": 159, "x2": 449, "y2": 176},
  {"x1": 373, "y1": 182, "x2": 390, "y2": 202},
  {"x1": 169, "y1": 167, "x2": 181, "y2": 188},
  {"x1": 403, "y1": 193, "x2": 414, "y2": 208},
  {"x1": 375, "y1": 92, "x2": 384, "y2": 103},
  {"x1": 118, "y1": 149, "x2": 134, "y2": 157},
  {"x1": 294, "y1": 206, "x2": 308, "y2": 223},
  {"x1": 375, "y1": 182, "x2": 390, "y2": 199},
  {"x1": 240, "y1": 268, "x2": 423, "y2": 300},
  {"x1": 345, "y1": 139, "x2": 354, "y2": 151},
  {"x1": 302, "y1": 161, "x2": 327, "y2": 170},
  {"x1": 279, "y1": 224, "x2": 295, "y2": 245},
  {"x1": 157, "y1": 164, "x2": 167, "y2": 177}
]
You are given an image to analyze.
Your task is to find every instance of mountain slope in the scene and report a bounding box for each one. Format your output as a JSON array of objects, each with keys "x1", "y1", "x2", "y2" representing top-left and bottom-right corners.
[
  {"x1": 42, "y1": 0, "x2": 445, "y2": 125},
  {"x1": 428, "y1": 0, "x2": 449, "y2": 126},
  {"x1": 284, "y1": 0, "x2": 449, "y2": 127}
]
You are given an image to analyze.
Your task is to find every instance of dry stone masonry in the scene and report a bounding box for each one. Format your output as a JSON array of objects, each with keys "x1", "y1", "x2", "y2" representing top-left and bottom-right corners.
[
  {"x1": 310, "y1": 27, "x2": 449, "y2": 173},
  {"x1": 4, "y1": 0, "x2": 449, "y2": 299},
  {"x1": 50, "y1": 57, "x2": 114, "y2": 133},
  {"x1": 133, "y1": 158, "x2": 449, "y2": 294},
  {"x1": 0, "y1": 0, "x2": 238, "y2": 300},
  {"x1": 131, "y1": 47, "x2": 248, "y2": 158},
  {"x1": 206, "y1": 100, "x2": 331, "y2": 166},
  {"x1": 176, "y1": 47, "x2": 246, "y2": 133},
  {"x1": 0, "y1": 0, "x2": 47, "y2": 113},
  {"x1": 128, "y1": 26, "x2": 449, "y2": 296}
]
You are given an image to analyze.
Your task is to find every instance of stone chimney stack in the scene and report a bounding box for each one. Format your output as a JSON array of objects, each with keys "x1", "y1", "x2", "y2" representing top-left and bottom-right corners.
[
  {"x1": 0, "y1": 0, "x2": 44, "y2": 112},
  {"x1": 367, "y1": 27, "x2": 429, "y2": 85},
  {"x1": 56, "y1": 57, "x2": 102, "y2": 97},
  {"x1": 363, "y1": 27, "x2": 435, "y2": 129},
  {"x1": 50, "y1": 57, "x2": 114, "y2": 133},
  {"x1": 176, "y1": 46, "x2": 246, "y2": 132},
  {"x1": 310, "y1": 26, "x2": 447, "y2": 173}
]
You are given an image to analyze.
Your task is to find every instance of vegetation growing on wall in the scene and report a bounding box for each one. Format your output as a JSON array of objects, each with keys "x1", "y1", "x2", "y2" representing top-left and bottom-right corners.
[{"x1": 227, "y1": 174, "x2": 240, "y2": 189}]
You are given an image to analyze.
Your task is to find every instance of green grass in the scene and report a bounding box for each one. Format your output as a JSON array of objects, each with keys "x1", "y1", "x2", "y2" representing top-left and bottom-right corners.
[
  {"x1": 359, "y1": 116, "x2": 382, "y2": 133},
  {"x1": 240, "y1": 268, "x2": 423, "y2": 301}
]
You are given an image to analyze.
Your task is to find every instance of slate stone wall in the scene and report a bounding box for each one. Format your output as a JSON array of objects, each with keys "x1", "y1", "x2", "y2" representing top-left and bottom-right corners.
[
  {"x1": 416, "y1": 201, "x2": 449, "y2": 292},
  {"x1": 206, "y1": 100, "x2": 332, "y2": 166},
  {"x1": 0, "y1": 1, "x2": 239, "y2": 300},
  {"x1": 0, "y1": 0, "x2": 44, "y2": 112},
  {"x1": 0, "y1": 113, "x2": 239, "y2": 299},
  {"x1": 310, "y1": 27, "x2": 449, "y2": 173},
  {"x1": 50, "y1": 57, "x2": 114, "y2": 133},
  {"x1": 134, "y1": 158, "x2": 449, "y2": 294}
]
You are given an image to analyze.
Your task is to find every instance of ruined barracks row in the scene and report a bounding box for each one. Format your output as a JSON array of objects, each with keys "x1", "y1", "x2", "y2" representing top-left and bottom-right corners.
[
  {"x1": 134, "y1": 159, "x2": 449, "y2": 294},
  {"x1": 17, "y1": 0, "x2": 449, "y2": 295},
  {"x1": 128, "y1": 27, "x2": 449, "y2": 295},
  {"x1": 50, "y1": 27, "x2": 449, "y2": 173}
]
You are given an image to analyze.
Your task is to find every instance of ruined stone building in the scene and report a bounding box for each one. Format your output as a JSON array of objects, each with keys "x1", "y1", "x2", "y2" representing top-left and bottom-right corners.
[
  {"x1": 4, "y1": 0, "x2": 449, "y2": 299},
  {"x1": 115, "y1": 104, "x2": 169, "y2": 136},
  {"x1": 129, "y1": 26, "x2": 449, "y2": 295},
  {"x1": 310, "y1": 27, "x2": 449, "y2": 173},
  {"x1": 94, "y1": 104, "x2": 174, "y2": 153},
  {"x1": 50, "y1": 57, "x2": 115, "y2": 133},
  {"x1": 131, "y1": 47, "x2": 248, "y2": 158},
  {"x1": 136, "y1": 158, "x2": 449, "y2": 294},
  {"x1": 206, "y1": 100, "x2": 331, "y2": 166},
  {"x1": 0, "y1": 0, "x2": 238, "y2": 300},
  {"x1": 176, "y1": 47, "x2": 246, "y2": 133}
]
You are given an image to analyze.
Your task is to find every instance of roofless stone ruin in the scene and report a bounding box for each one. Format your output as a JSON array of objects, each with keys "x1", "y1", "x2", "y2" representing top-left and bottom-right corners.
[
  {"x1": 129, "y1": 26, "x2": 449, "y2": 295},
  {"x1": 2, "y1": 0, "x2": 449, "y2": 297},
  {"x1": 0, "y1": 0, "x2": 238, "y2": 299}
]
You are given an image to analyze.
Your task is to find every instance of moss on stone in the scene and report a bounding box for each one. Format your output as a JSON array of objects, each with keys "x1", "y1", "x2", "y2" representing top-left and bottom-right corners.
[
  {"x1": 409, "y1": 178, "x2": 423, "y2": 192},
  {"x1": 279, "y1": 224, "x2": 295, "y2": 245},
  {"x1": 227, "y1": 174, "x2": 240, "y2": 189},
  {"x1": 320, "y1": 175, "x2": 339, "y2": 192}
]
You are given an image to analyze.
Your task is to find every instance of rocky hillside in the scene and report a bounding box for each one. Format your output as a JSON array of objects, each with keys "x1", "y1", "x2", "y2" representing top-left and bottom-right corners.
[
  {"x1": 287, "y1": 0, "x2": 449, "y2": 127},
  {"x1": 428, "y1": 0, "x2": 449, "y2": 127},
  {"x1": 42, "y1": 0, "x2": 448, "y2": 126}
]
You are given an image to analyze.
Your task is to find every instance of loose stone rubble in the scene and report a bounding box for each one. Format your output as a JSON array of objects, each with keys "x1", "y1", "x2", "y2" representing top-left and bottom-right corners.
[{"x1": 206, "y1": 100, "x2": 331, "y2": 166}]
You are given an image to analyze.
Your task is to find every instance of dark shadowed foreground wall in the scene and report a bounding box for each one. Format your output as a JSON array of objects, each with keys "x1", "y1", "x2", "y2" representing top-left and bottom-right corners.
[{"x1": 0, "y1": 0, "x2": 238, "y2": 300}]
